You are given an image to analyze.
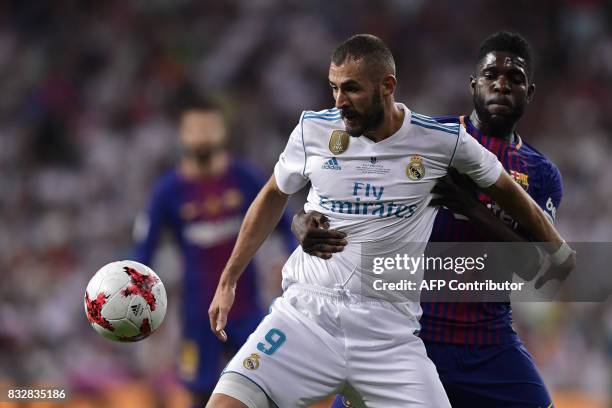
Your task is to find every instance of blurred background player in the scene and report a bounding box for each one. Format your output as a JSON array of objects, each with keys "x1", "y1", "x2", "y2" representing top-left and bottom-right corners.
[
  {"x1": 295, "y1": 32, "x2": 563, "y2": 407},
  {"x1": 133, "y1": 99, "x2": 295, "y2": 407}
]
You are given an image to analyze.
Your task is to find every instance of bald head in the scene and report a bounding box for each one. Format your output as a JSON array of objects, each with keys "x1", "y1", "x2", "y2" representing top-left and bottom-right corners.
[{"x1": 331, "y1": 34, "x2": 396, "y2": 81}]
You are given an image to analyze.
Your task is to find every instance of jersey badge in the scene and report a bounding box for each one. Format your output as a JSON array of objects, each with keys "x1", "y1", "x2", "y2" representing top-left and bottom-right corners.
[
  {"x1": 243, "y1": 353, "x2": 261, "y2": 370},
  {"x1": 509, "y1": 170, "x2": 529, "y2": 189},
  {"x1": 329, "y1": 130, "x2": 350, "y2": 155},
  {"x1": 406, "y1": 155, "x2": 425, "y2": 180},
  {"x1": 223, "y1": 188, "x2": 244, "y2": 210}
]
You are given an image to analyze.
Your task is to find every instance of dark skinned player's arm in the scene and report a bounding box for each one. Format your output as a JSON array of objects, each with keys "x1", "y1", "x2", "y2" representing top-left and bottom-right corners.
[
  {"x1": 430, "y1": 168, "x2": 529, "y2": 243},
  {"x1": 431, "y1": 168, "x2": 542, "y2": 280},
  {"x1": 483, "y1": 171, "x2": 560, "y2": 246},
  {"x1": 482, "y1": 170, "x2": 575, "y2": 286},
  {"x1": 431, "y1": 168, "x2": 574, "y2": 284}
]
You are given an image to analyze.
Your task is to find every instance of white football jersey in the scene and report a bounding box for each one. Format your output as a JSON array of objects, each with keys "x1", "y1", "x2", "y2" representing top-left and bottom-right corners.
[{"x1": 274, "y1": 104, "x2": 502, "y2": 314}]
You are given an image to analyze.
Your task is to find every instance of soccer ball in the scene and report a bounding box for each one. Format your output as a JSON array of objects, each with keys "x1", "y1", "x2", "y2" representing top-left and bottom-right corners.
[{"x1": 84, "y1": 260, "x2": 167, "y2": 342}]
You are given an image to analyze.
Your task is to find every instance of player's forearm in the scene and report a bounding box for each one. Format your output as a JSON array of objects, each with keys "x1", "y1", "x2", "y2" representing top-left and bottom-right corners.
[
  {"x1": 219, "y1": 175, "x2": 290, "y2": 287},
  {"x1": 484, "y1": 171, "x2": 563, "y2": 248},
  {"x1": 466, "y1": 203, "x2": 528, "y2": 243}
]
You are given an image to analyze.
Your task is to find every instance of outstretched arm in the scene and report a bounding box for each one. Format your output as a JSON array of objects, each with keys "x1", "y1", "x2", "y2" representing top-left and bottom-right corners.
[{"x1": 209, "y1": 175, "x2": 290, "y2": 341}]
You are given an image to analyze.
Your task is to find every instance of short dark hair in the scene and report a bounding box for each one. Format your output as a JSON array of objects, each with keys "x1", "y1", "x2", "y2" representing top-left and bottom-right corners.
[
  {"x1": 331, "y1": 34, "x2": 396, "y2": 79},
  {"x1": 167, "y1": 82, "x2": 223, "y2": 121},
  {"x1": 477, "y1": 31, "x2": 534, "y2": 81}
]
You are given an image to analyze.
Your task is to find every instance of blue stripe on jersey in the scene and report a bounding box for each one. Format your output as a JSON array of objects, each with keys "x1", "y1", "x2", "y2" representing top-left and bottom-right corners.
[
  {"x1": 411, "y1": 117, "x2": 459, "y2": 136},
  {"x1": 412, "y1": 113, "x2": 460, "y2": 134},
  {"x1": 303, "y1": 108, "x2": 341, "y2": 120},
  {"x1": 305, "y1": 108, "x2": 339, "y2": 114},
  {"x1": 302, "y1": 114, "x2": 342, "y2": 121},
  {"x1": 303, "y1": 112, "x2": 341, "y2": 118},
  {"x1": 412, "y1": 112, "x2": 460, "y2": 129}
]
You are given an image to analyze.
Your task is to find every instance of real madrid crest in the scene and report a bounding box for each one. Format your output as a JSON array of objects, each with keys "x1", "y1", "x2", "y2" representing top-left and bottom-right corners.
[
  {"x1": 329, "y1": 130, "x2": 350, "y2": 155},
  {"x1": 407, "y1": 155, "x2": 425, "y2": 180},
  {"x1": 243, "y1": 353, "x2": 261, "y2": 370}
]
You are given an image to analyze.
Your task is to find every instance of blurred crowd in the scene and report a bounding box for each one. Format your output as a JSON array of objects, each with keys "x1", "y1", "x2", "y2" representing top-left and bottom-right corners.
[{"x1": 0, "y1": 0, "x2": 610, "y2": 406}]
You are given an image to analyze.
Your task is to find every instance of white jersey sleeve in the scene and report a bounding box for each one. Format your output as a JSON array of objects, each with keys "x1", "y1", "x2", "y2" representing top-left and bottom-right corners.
[
  {"x1": 274, "y1": 114, "x2": 309, "y2": 194},
  {"x1": 450, "y1": 126, "x2": 503, "y2": 188}
]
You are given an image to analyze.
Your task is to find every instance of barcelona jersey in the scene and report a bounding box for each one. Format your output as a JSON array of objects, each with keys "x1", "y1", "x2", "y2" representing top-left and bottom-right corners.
[
  {"x1": 134, "y1": 160, "x2": 295, "y2": 327},
  {"x1": 419, "y1": 115, "x2": 563, "y2": 345}
]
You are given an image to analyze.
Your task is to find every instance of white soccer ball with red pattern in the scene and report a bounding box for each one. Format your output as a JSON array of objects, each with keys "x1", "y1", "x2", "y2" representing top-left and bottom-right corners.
[{"x1": 84, "y1": 260, "x2": 167, "y2": 342}]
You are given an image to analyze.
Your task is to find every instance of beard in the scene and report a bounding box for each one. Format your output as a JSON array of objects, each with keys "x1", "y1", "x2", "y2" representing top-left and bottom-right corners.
[
  {"x1": 342, "y1": 90, "x2": 385, "y2": 137},
  {"x1": 473, "y1": 93, "x2": 524, "y2": 134}
]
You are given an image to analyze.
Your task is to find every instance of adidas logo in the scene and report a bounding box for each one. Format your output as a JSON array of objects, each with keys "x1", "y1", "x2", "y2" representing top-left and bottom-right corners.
[
  {"x1": 322, "y1": 157, "x2": 341, "y2": 170},
  {"x1": 131, "y1": 304, "x2": 142, "y2": 316}
]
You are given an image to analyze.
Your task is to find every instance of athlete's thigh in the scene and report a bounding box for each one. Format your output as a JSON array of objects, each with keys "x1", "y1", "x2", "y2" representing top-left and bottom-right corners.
[
  {"x1": 428, "y1": 341, "x2": 553, "y2": 407},
  {"x1": 220, "y1": 296, "x2": 345, "y2": 407},
  {"x1": 345, "y1": 305, "x2": 450, "y2": 407}
]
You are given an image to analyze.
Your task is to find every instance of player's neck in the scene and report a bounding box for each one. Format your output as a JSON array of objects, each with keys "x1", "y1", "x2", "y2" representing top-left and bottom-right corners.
[
  {"x1": 469, "y1": 110, "x2": 515, "y2": 143},
  {"x1": 180, "y1": 152, "x2": 229, "y2": 179},
  {"x1": 363, "y1": 101, "x2": 404, "y2": 143}
]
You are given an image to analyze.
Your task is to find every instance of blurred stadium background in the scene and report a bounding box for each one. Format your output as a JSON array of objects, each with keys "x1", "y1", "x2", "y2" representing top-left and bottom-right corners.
[{"x1": 0, "y1": 0, "x2": 610, "y2": 407}]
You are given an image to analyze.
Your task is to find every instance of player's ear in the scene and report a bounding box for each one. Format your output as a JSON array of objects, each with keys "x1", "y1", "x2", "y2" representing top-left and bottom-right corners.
[
  {"x1": 469, "y1": 76, "x2": 476, "y2": 96},
  {"x1": 381, "y1": 74, "x2": 396, "y2": 96},
  {"x1": 526, "y1": 83, "x2": 535, "y2": 104}
]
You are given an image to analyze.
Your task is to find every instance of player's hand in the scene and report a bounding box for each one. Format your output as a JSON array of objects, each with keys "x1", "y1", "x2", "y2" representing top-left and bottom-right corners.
[
  {"x1": 535, "y1": 250, "x2": 576, "y2": 289},
  {"x1": 291, "y1": 210, "x2": 347, "y2": 259},
  {"x1": 429, "y1": 167, "x2": 481, "y2": 216},
  {"x1": 208, "y1": 281, "x2": 236, "y2": 342}
]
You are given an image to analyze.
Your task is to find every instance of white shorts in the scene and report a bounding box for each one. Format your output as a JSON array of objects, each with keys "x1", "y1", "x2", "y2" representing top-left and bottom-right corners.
[{"x1": 218, "y1": 284, "x2": 450, "y2": 407}]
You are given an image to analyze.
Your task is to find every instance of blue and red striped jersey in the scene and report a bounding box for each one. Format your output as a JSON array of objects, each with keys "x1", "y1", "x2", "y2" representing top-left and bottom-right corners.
[
  {"x1": 419, "y1": 115, "x2": 563, "y2": 345},
  {"x1": 133, "y1": 160, "x2": 295, "y2": 327}
]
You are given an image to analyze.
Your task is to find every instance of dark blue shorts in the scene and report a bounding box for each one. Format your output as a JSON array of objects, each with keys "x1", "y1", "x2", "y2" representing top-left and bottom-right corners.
[
  {"x1": 179, "y1": 312, "x2": 263, "y2": 394},
  {"x1": 425, "y1": 341, "x2": 552, "y2": 407},
  {"x1": 332, "y1": 341, "x2": 552, "y2": 408}
]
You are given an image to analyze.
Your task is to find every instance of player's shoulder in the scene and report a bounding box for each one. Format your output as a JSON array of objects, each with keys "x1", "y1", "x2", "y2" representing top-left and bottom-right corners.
[
  {"x1": 228, "y1": 158, "x2": 266, "y2": 183},
  {"x1": 520, "y1": 140, "x2": 562, "y2": 179},
  {"x1": 298, "y1": 108, "x2": 344, "y2": 144},
  {"x1": 409, "y1": 111, "x2": 461, "y2": 137},
  {"x1": 301, "y1": 107, "x2": 342, "y2": 123},
  {"x1": 150, "y1": 169, "x2": 180, "y2": 198},
  {"x1": 432, "y1": 114, "x2": 462, "y2": 125},
  {"x1": 299, "y1": 108, "x2": 343, "y2": 132}
]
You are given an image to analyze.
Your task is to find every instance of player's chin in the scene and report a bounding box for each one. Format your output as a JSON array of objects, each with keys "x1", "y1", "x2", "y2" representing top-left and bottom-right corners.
[
  {"x1": 487, "y1": 110, "x2": 516, "y2": 124},
  {"x1": 343, "y1": 120, "x2": 364, "y2": 137}
]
